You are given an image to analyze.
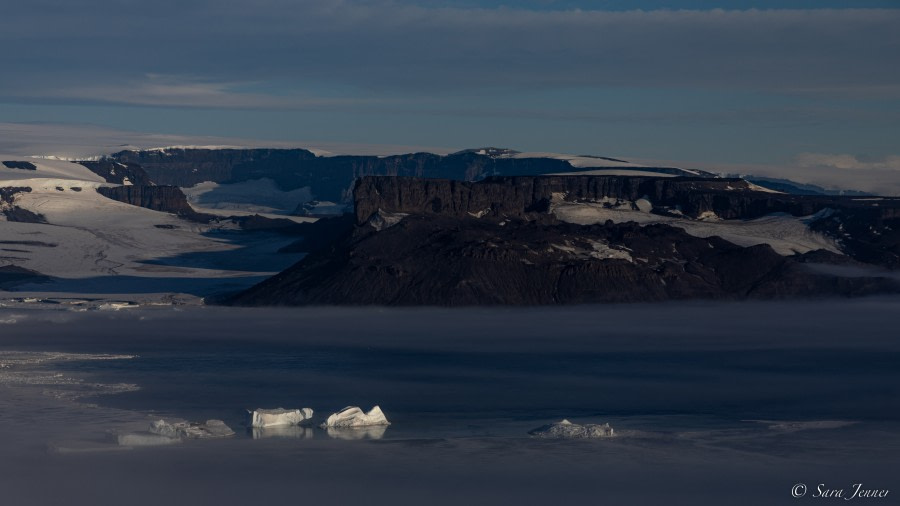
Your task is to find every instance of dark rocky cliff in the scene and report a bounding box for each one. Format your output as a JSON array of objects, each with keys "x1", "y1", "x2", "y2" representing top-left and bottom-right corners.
[
  {"x1": 2, "y1": 161, "x2": 37, "y2": 171},
  {"x1": 227, "y1": 215, "x2": 897, "y2": 306},
  {"x1": 224, "y1": 175, "x2": 900, "y2": 306},
  {"x1": 78, "y1": 161, "x2": 154, "y2": 186},
  {"x1": 95, "y1": 185, "x2": 200, "y2": 218},
  {"x1": 109, "y1": 148, "x2": 679, "y2": 203},
  {"x1": 354, "y1": 175, "x2": 892, "y2": 224},
  {"x1": 0, "y1": 265, "x2": 49, "y2": 289},
  {"x1": 0, "y1": 187, "x2": 46, "y2": 223}
]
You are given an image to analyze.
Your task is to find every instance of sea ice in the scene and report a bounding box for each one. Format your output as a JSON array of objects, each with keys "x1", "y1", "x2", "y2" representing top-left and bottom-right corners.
[
  {"x1": 116, "y1": 433, "x2": 182, "y2": 447},
  {"x1": 148, "y1": 419, "x2": 235, "y2": 439},
  {"x1": 321, "y1": 406, "x2": 390, "y2": 428},
  {"x1": 529, "y1": 419, "x2": 615, "y2": 439},
  {"x1": 249, "y1": 407, "x2": 314, "y2": 428}
]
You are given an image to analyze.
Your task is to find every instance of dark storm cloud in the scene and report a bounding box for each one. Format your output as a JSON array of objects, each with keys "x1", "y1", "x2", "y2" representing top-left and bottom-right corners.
[{"x1": 2, "y1": 2, "x2": 899, "y2": 107}]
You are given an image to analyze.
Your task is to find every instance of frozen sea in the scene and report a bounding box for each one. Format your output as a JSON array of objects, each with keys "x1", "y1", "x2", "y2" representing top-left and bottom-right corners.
[{"x1": 1, "y1": 299, "x2": 898, "y2": 505}]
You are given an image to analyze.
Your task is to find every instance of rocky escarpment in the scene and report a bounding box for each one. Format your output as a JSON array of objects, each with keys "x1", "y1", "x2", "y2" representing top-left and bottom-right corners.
[
  {"x1": 95, "y1": 185, "x2": 205, "y2": 219},
  {"x1": 95, "y1": 185, "x2": 305, "y2": 231},
  {"x1": 224, "y1": 175, "x2": 900, "y2": 306},
  {"x1": 78, "y1": 160, "x2": 154, "y2": 186},
  {"x1": 227, "y1": 215, "x2": 897, "y2": 306},
  {"x1": 0, "y1": 265, "x2": 49, "y2": 289},
  {"x1": 109, "y1": 148, "x2": 672, "y2": 203},
  {"x1": 354, "y1": 176, "x2": 895, "y2": 223},
  {"x1": 2, "y1": 161, "x2": 37, "y2": 171}
]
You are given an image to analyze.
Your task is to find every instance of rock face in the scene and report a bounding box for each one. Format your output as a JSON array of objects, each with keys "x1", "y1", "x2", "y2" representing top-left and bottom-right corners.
[
  {"x1": 227, "y1": 214, "x2": 898, "y2": 306},
  {"x1": 223, "y1": 175, "x2": 900, "y2": 306},
  {"x1": 0, "y1": 265, "x2": 49, "y2": 289},
  {"x1": 354, "y1": 175, "x2": 893, "y2": 224},
  {"x1": 109, "y1": 148, "x2": 653, "y2": 204},
  {"x1": 2, "y1": 161, "x2": 36, "y2": 170},
  {"x1": 95, "y1": 185, "x2": 203, "y2": 218},
  {"x1": 0, "y1": 187, "x2": 46, "y2": 223},
  {"x1": 77, "y1": 160, "x2": 154, "y2": 186}
]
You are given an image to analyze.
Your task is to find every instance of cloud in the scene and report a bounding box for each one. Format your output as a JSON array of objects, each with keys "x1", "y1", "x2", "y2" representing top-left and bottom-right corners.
[
  {"x1": 795, "y1": 153, "x2": 900, "y2": 171},
  {"x1": 680, "y1": 155, "x2": 900, "y2": 195},
  {"x1": 1, "y1": 3, "x2": 899, "y2": 103}
]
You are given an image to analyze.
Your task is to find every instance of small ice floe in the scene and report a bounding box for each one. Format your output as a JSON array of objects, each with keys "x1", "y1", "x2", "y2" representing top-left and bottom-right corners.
[
  {"x1": 117, "y1": 419, "x2": 234, "y2": 446},
  {"x1": 98, "y1": 302, "x2": 139, "y2": 311},
  {"x1": 116, "y1": 433, "x2": 182, "y2": 447},
  {"x1": 529, "y1": 419, "x2": 615, "y2": 439},
  {"x1": 325, "y1": 425, "x2": 388, "y2": 441},
  {"x1": 150, "y1": 419, "x2": 235, "y2": 439},
  {"x1": 251, "y1": 426, "x2": 314, "y2": 440},
  {"x1": 249, "y1": 407, "x2": 314, "y2": 428},
  {"x1": 320, "y1": 406, "x2": 390, "y2": 428}
]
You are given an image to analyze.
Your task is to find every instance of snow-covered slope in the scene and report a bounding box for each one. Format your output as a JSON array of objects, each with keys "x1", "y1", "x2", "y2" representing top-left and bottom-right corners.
[
  {"x1": 550, "y1": 195, "x2": 839, "y2": 256},
  {"x1": 0, "y1": 155, "x2": 105, "y2": 183},
  {"x1": 0, "y1": 170, "x2": 305, "y2": 300}
]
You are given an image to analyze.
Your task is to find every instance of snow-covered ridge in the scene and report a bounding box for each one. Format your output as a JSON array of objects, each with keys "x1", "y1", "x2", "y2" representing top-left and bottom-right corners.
[{"x1": 0, "y1": 154, "x2": 106, "y2": 183}]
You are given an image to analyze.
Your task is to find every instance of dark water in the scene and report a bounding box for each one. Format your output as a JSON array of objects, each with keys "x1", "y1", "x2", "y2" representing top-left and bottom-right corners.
[{"x1": 1, "y1": 300, "x2": 899, "y2": 505}]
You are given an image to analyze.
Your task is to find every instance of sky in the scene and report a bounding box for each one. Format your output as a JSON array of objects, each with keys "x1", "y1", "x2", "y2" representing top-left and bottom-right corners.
[{"x1": 2, "y1": 0, "x2": 899, "y2": 192}]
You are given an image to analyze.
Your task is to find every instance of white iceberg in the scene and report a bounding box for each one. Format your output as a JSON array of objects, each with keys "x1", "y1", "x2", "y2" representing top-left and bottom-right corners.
[
  {"x1": 529, "y1": 419, "x2": 615, "y2": 439},
  {"x1": 249, "y1": 407, "x2": 314, "y2": 428},
  {"x1": 321, "y1": 406, "x2": 390, "y2": 428},
  {"x1": 148, "y1": 419, "x2": 235, "y2": 439}
]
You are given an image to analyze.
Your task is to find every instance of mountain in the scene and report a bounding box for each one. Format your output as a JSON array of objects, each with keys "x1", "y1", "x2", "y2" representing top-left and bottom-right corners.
[
  {"x1": 107, "y1": 147, "x2": 712, "y2": 214},
  {"x1": 225, "y1": 175, "x2": 900, "y2": 306},
  {"x1": 3, "y1": 146, "x2": 897, "y2": 305}
]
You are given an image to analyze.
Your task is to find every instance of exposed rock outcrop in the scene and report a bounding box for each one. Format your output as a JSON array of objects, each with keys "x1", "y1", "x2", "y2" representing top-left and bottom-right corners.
[
  {"x1": 95, "y1": 185, "x2": 204, "y2": 218},
  {"x1": 0, "y1": 265, "x2": 50, "y2": 289},
  {"x1": 227, "y1": 214, "x2": 898, "y2": 306},
  {"x1": 0, "y1": 187, "x2": 46, "y2": 223},
  {"x1": 109, "y1": 148, "x2": 669, "y2": 204},
  {"x1": 77, "y1": 160, "x2": 154, "y2": 186},
  {"x1": 222, "y1": 175, "x2": 900, "y2": 306},
  {"x1": 2, "y1": 161, "x2": 37, "y2": 170},
  {"x1": 354, "y1": 176, "x2": 895, "y2": 224}
]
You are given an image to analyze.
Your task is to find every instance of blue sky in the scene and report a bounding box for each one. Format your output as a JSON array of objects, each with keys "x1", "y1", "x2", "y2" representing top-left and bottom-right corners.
[{"x1": 2, "y1": 0, "x2": 899, "y2": 190}]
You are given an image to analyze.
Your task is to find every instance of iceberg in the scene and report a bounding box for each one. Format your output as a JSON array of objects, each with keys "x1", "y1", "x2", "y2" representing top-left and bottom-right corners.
[
  {"x1": 147, "y1": 419, "x2": 235, "y2": 439},
  {"x1": 321, "y1": 406, "x2": 390, "y2": 428},
  {"x1": 249, "y1": 407, "x2": 314, "y2": 428},
  {"x1": 528, "y1": 419, "x2": 615, "y2": 439}
]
